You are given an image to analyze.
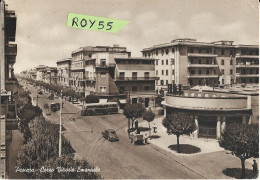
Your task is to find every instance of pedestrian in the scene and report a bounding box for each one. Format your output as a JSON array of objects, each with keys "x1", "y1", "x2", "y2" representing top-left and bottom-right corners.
[
  {"x1": 252, "y1": 159, "x2": 258, "y2": 173},
  {"x1": 144, "y1": 134, "x2": 148, "y2": 145},
  {"x1": 153, "y1": 123, "x2": 157, "y2": 133}
]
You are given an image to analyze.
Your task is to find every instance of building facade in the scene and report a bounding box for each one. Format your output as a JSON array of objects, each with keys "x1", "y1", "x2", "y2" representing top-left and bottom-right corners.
[
  {"x1": 142, "y1": 38, "x2": 259, "y2": 91},
  {"x1": 1, "y1": 1, "x2": 17, "y2": 178},
  {"x1": 162, "y1": 85, "x2": 259, "y2": 139},
  {"x1": 57, "y1": 58, "x2": 72, "y2": 87}
]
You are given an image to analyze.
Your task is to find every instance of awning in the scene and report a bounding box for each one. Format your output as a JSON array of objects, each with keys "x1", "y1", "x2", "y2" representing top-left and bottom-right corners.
[{"x1": 119, "y1": 99, "x2": 127, "y2": 104}]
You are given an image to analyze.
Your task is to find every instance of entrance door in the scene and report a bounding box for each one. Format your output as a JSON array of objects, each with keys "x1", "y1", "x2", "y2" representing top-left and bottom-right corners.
[
  {"x1": 198, "y1": 116, "x2": 217, "y2": 139},
  {"x1": 132, "y1": 98, "x2": 137, "y2": 104},
  {"x1": 226, "y1": 116, "x2": 242, "y2": 127}
]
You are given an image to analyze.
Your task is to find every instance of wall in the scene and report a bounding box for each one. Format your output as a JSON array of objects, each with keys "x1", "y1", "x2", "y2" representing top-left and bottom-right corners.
[{"x1": 165, "y1": 95, "x2": 248, "y2": 110}]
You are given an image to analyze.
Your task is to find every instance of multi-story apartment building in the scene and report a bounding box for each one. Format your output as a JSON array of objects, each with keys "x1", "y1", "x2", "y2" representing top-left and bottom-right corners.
[
  {"x1": 46, "y1": 67, "x2": 57, "y2": 84},
  {"x1": 70, "y1": 45, "x2": 131, "y2": 97},
  {"x1": 142, "y1": 38, "x2": 259, "y2": 91},
  {"x1": 1, "y1": 1, "x2": 17, "y2": 178},
  {"x1": 114, "y1": 57, "x2": 156, "y2": 106},
  {"x1": 36, "y1": 65, "x2": 46, "y2": 81},
  {"x1": 57, "y1": 58, "x2": 72, "y2": 87}
]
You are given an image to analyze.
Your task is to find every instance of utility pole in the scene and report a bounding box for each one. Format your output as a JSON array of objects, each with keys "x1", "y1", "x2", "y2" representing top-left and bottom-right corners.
[{"x1": 59, "y1": 90, "x2": 63, "y2": 157}]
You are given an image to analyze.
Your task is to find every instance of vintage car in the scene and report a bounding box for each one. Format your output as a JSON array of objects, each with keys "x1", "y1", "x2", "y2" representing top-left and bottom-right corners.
[{"x1": 102, "y1": 129, "x2": 119, "y2": 141}]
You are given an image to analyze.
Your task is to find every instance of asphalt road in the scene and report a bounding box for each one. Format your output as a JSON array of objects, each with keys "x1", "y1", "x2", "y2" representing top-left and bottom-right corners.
[{"x1": 20, "y1": 80, "x2": 203, "y2": 179}]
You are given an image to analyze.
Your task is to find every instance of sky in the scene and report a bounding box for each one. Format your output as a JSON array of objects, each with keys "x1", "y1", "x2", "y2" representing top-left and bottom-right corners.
[{"x1": 6, "y1": 0, "x2": 259, "y2": 73}]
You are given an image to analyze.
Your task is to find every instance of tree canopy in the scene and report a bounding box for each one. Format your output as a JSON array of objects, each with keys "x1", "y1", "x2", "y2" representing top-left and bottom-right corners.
[
  {"x1": 143, "y1": 109, "x2": 155, "y2": 136},
  {"x1": 219, "y1": 123, "x2": 259, "y2": 179},
  {"x1": 85, "y1": 94, "x2": 100, "y2": 104},
  {"x1": 162, "y1": 112, "x2": 197, "y2": 153}
]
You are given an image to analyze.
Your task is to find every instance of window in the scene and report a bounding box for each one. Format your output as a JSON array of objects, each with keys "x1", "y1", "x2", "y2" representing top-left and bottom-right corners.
[
  {"x1": 221, "y1": 59, "x2": 224, "y2": 65},
  {"x1": 206, "y1": 59, "x2": 209, "y2": 64},
  {"x1": 191, "y1": 70, "x2": 195, "y2": 74},
  {"x1": 171, "y1": 59, "x2": 175, "y2": 65},
  {"x1": 166, "y1": 70, "x2": 168, "y2": 75},
  {"x1": 199, "y1": 49, "x2": 201, "y2": 53},
  {"x1": 221, "y1": 49, "x2": 224, "y2": 55},
  {"x1": 144, "y1": 72, "x2": 149, "y2": 79},
  {"x1": 119, "y1": 72, "x2": 125, "y2": 79},
  {"x1": 132, "y1": 72, "x2": 137, "y2": 79},
  {"x1": 160, "y1": 80, "x2": 164, "y2": 85},
  {"x1": 166, "y1": 49, "x2": 169, "y2": 55},
  {"x1": 156, "y1": 70, "x2": 158, "y2": 75},
  {"x1": 198, "y1": 59, "x2": 202, "y2": 64},
  {"x1": 148, "y1": 53, "x2": 150, "y2": 57},
  {"x1": 162, "y1": 60, "x2": 164, "y2": 65},
  {"x1": 199, "y1": 70, "x2": 202, "y2": 75},
  {"x1": 222, "y1": 79, "x2": 224, "y2": 84},
  {"x1": 89, "y1": 54, "x2": 92, "y2": 58},
  {"x1": 230, "y1": 50, "x2": 233, "y2": 56},
  {"x1": 190, "y1": 48, "x2": 194, "y2": 53},
  {"x1": 162, "y1": 70, "x2": 164, "y2": 75},
  {"x1": 166, "y1": 59, "x2": 168, "y2": 65},
  {"x1": 230, "y1": 60, "x2": 233, "y2": 65},
  {"x1": 156, "y1": 60, "x2": 158, "y2": 65},
  {"x1": 206, "y1": 49, "x2": 209, "y2": 53},
  {"x1": 166, "y1": 80, "x2": 168, "y2": 85},
  {"x1": 172, "y1": 48, "x2": 175, "y2": 53},
  {"x1": 161, "y1": 49, "x2": 164, "y2": 56},
  {"x1": 144, "y1": 86, "x2": 150, "y2": 91},
  {"x1": 206, "y1": 70, "x2": 209, "y2": 75},
  {"x1": 132, "y1": 86, "x2": 137, "y2": 91},
  {"x1": 190, "y1": 80, "x2": 193, "y2": 86},
  {"x1": 172, "y1": 69, "x2": 175, "y2": 75},
  {"x1": 156, "y1": 51, "x2": 158, "y2": 55},
  {"x1": 230, "y1": 69, "x2": 233, "y2": 75},
  {"x1": 221, "y1": 69, "x2": 224, "y2": 75}
]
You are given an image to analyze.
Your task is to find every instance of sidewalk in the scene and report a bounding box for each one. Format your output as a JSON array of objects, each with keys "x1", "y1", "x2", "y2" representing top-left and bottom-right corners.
[{"x1": 139, "y1": 116, "x2": 224, "y2": 156}]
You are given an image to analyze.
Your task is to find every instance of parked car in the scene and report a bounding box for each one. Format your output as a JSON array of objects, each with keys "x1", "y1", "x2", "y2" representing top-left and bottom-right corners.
[
  {"x1": 102, "y1": 129, "x2": 119, "y2": 141},
  {"x1": 37, "y1": 90, "x2": 43, "y2": 95}
]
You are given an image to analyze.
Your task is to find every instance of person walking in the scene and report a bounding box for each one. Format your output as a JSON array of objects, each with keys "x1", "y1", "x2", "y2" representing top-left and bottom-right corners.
[
  {"x1": 252, "y1": 159, "x2": 258, "y2": 173},
  {"x1": 153, "y1": 123, "x2": 157, "y2": 133},
  {"x1": 144, "y1": 134, "x2": 148, "y2": 145}
]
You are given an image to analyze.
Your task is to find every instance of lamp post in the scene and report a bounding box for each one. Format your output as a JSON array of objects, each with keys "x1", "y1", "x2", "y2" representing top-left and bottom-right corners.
[{"x1": 59, "y1": 90, "x2": 63, "y2": 157}]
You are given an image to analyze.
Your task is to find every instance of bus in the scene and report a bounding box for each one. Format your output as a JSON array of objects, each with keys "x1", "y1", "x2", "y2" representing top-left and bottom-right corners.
[{"x1": 81, "y1": 102, "x2": 119, "y2": 116}]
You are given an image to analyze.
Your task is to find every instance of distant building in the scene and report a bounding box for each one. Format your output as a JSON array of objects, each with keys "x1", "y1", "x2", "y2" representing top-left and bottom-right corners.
[
  {"x1": 56, "y1": 58, "x2": 72, "y2": 87},
  {"x1": 35, "y1": 65, "x2": 46, "y2": 81},
  {"x1": 142, "y1": 38, "x2": 259, "y2": 91},
  {"x1": 162, "y1": 84, "x2": 259, "y2": 139},
  {"x1": 1, "y1": 1, "x2": 17, "y2": 178}
]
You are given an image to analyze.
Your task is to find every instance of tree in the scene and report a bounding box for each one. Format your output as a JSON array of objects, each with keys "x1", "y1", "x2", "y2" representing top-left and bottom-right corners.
[
  {"x1": 143, "y1": 109, "x2": 155, "y2": 137},
  {"x1": 155, "y1": 95, "x2": 163, "y2": 107},
  {"x1": 85, "y1": 94, "x2": 100, "y2": 104},
  {"x1": 162, "y1": 112, "x2": 197, "y2": 153},
  {"x1": 123, "y1": 103, "x2": 145, "y2": 131},
  {"x1": 18, "y1": 104, "x2": 42, "y2": 127},
  {"x1": 219, "y1": 124, "x2": 259, "y2": 179}
]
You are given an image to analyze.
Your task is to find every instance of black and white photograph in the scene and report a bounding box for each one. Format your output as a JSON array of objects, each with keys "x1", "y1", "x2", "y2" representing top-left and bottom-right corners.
[{"x1": 1, "y1": 0, "x2": 259, "y2": 179}]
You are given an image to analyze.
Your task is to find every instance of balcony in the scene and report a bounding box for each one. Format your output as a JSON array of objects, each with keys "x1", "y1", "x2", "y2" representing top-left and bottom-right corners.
[
  {"x1": 5, "y1": 10, "x2": 17, "y2": 42},
  {"x1": 235, "y1": 73, "x2": 259, "y2": 78},
  {"x1": 235, "y1": 54, "x2": 259, "y2": 59},
  {"x1": 95, "y1": 63, "x2": 116, "y2": 68},
  {"x1": 6, "y1": 103, "x2": 18, "y2": 130},
  {"x1": 188, "y1": 74, "x2": 218, "y2": 78},
  {"x1": 115, "y1": 77, "x2": 157, "y2": 81},
  {"x1": 187, "y1": 64, "x2": 219, "y2": 68},
  {"x1": 5, "y1": 79, "x2": 18, "y2": 92},
  {"x1": 236, "y1": 63, "x2": 259, "y2": 68},
  {"x1": 5, "y1": 44, "x2": 17, "y2": 56},
  {"x1": 188, "y1": 53, "x2": 218, "y2": 58}
]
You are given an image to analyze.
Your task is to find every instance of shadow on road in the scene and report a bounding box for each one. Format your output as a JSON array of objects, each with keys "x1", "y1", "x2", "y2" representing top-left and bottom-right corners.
[
  {"x1": 168, "y1": 144, "x2": 201, "y2": 154},
  {"x1": 150, "y1": 135, "x2": 161, "y2": 139}
]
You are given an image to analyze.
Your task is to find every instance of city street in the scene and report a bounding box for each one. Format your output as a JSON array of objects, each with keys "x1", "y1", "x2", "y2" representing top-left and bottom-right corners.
[{"x1": 20, "y1": 81, "x2": 204, "y2": 179}]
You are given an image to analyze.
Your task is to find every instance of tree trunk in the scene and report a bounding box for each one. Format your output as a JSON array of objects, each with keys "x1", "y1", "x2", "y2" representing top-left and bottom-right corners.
[
  {"x1": 128, "y1": 118, "x2": 130, "y2": 131},
  {"x1": 241, "y1": 158, "x2": 245, "y2": 179},
  {"x1": 177, "y1": 135, "x2": 180, "y2": 153},
  {"x1": 148, "y1": 122, "x2": 151, "y2": 137}
]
